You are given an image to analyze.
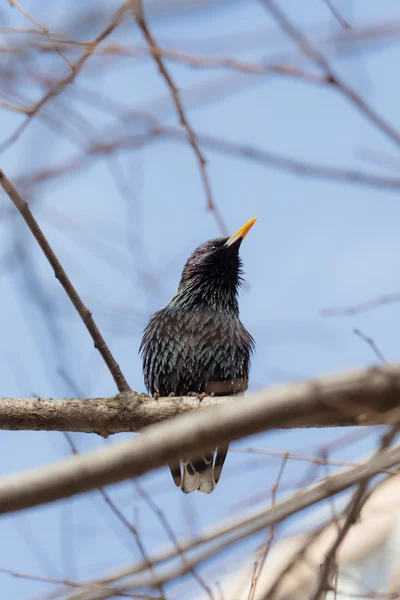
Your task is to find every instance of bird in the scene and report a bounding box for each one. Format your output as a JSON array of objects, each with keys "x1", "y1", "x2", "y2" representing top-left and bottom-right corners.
[{"x1": 140, "y1": 217, "x2": 256, "y2": 493}]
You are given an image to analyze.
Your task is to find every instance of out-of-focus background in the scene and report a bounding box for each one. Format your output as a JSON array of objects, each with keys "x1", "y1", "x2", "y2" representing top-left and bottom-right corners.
[{"x1": 2, "y1": 1, "x2": 400, "y2": 598}]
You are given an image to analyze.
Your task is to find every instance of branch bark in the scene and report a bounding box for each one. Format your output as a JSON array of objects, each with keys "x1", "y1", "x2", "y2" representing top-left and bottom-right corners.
[
  {"x1": 1, "y1": 363, "x2": 400, "y2": 434},
  {"x1": 0, "y1": 364, "x2": 400, "y2": 515}
]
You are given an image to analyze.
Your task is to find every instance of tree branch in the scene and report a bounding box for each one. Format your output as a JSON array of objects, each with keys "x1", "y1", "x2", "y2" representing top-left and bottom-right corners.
[
  {"x1": 0, "y1": 364, "x2": 400, "y2": 514},
  {"x1": 0, "y1": 4, "x2": 126, "y2": 152},
  {"x1": 43, "y1": 441, "x2": 400, "y2": 600},
  {"x1": 310, "y1": 425, "x2": 399, "y2": 600},
  {"x1": 132, "y1": 2, "x2": 227, "y2": 235},
  {"x1": 15, "y1": 126, "x2": 400, "y2": 195},
  {"x1": 0, "y1": 168, "x2": 130, "y2": 393},
  {"x1": 262, "y1": 0, "x2": 400, "y2": 150},
  {"x1": 1, "y1": 363, "x2": 400, "y2": 434}
]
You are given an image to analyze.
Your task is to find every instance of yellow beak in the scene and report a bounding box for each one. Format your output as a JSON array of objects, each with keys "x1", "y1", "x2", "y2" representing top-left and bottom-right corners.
[{"x1": 225, "y1": 217, "x2": 257, "y2": 247}]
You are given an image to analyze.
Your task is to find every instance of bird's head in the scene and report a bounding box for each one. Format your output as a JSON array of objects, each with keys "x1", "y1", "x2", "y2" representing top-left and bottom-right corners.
[{"x1": 172, "y1": 217, "x2": 257, "y2": 312}]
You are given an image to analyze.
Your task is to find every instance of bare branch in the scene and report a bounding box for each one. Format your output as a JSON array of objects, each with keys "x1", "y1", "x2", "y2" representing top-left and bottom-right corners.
[
  {"x1": 17, "y1": 126, "x2": 400, "y2": 196},
  {"x1": 63, "y1": 434, "x2": 164, "y2": 597},
  {"x1": 1, "y1": 363, "x2": 400, "y2": 434},
  {"x1": 0, "y1": 40, "x2": 330, "y2": 85},
  {"x1": 310, "y1": 425, "x2": 399, "y2": 599},
  {"x1": 55, "y1": 438, "x2": 400, "y2": 600},
  {"x1": 134, "y1": 482, "x2": 214, "y2": 599},
  {"x1": 249, "y1": 454, "x2": 288, "y2": 599},
  {"x1": 8, "y1": 0, "x2": 75, "y2": 69},
  {"x1": 353, "y1": 328, "x2": 387, "y2": 365},
  {"x1": 322, "y1": 0, "x2": 351, "y2": 30},
  {"x1": 0, "y1": 168, "x2": 130, "y2": 393},
  {"x1": 322, "y1": 293, "x2": 400, "y2": 316},
  {"x1": 262, "y1": 0, "x2": 400, "y2": 151},
  {"x1": 132, "y1": 3, "x2": 227, "y2": 234},
  {"x1": 0, "y1": 4, "x2": 126, "y2": 152},
  {"x1": 0, "y1": 364, "x2": 400, "y2": 513}
]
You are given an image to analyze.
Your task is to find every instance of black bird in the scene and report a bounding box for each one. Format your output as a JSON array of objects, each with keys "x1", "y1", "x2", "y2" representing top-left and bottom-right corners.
[{"x1": 140, "y1": 217, "x2": 256, "y2": 493}]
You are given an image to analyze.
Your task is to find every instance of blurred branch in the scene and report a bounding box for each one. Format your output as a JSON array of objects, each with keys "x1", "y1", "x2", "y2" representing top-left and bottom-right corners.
[
  {"x1": 311, "y1": 424, "x2": 398, "y2": 600},
  {"x1": 8, "y1": 0, "x2": 75, "y2": 69},
  {"x1": 249, "y1": 454, "x2": 288, "y2": 599},
  {"x1": 134, "y1": 481, "x2": 215, "y2": 599},
  {"x1": 263, "y1": 0, "x2": 400, "y2": 151},
  {"x1": 16, "y1": 126, "x2": 400, "y2": 194},
  {"x1": 41, "y1": 436, "x2": 400, "y2": 600},
  {"x1": 353, "y1": 327, "x2": 387, "y2": 365},
  {"x1": 0, "y1": 168, "x2": 130, "y2": 393},
  {"x1": 359, "y1": 147, "x2": 400, "y2": 172},
  {"x1": 0, "y1": 364, "x2": 400, "y2": 514},
  {"x1": 0, "y1": 3, "x2": 126, "y2": 152},
  {"x1": 132, "y1": 3, "x2": 226, "y2": 234},
  {"x1": 63, "y1": 434, "x2": 165, "y2": 598},
  {"x1": 0, "y1": 40, "x2": 329, "y2": 85},
  {"x1": 322, "y1": 0, "x2": 351, "y2": 30},
  {"x1": 322, "y1": 293, "x2": 400, "y2": 316}
]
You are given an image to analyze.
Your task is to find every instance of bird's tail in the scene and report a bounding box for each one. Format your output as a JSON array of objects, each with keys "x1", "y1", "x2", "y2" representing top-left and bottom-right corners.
[
  {"x1": 182, "y1": 453, "x2": 215, "y2": 494},
  {"x1": 213, "y1": 443, "x2": 229, "y2": 485},
  {"x1": 169, "y1": 445, "x2": 230, "y2": 494}
]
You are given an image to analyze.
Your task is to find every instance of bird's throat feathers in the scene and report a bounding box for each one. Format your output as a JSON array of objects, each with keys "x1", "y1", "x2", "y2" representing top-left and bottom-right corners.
[
  {"x1": 168, "y1": 237, "x2": 245, "y2": 313},
  {"x1": 170, "y1": 277, "x2": 240, "y2": 313}
]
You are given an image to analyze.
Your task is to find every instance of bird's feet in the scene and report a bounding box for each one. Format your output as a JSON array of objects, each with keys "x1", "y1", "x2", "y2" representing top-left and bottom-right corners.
[{"x1": 187, "y1": 391, "x2": 209, "y2": 402}]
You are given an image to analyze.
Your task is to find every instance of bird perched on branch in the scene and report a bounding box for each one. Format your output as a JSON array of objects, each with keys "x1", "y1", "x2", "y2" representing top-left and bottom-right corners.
[{"x1": 140, "y1": 217, "x2": 256, "y2": 493}]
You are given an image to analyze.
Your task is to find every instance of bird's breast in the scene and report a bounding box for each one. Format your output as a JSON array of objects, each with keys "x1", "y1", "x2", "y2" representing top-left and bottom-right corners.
[{"x1": 140, "y1": 306, "x2": 253, "y2": 397}]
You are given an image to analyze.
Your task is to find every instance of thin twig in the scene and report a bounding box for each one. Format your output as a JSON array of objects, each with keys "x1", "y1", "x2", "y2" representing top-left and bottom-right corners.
[
  {"x1": 322, "y1": 293, "x2": 400, "y2": 317},
  {"x1": 64, "y1": 434, "x2": 165, "y2": 599},
  {"x1": 247, "y1": 562, "x2": 259, "y2": 600},
  {"x1": 231, "y1": 446, "x2": 398, "y2": 476},
  {"x1": 310, "y1": 425, "x2": 399, "y2": 599},
  {"x1": 0, "y1": 168, "x2": 130, "y2": 393},
  {"x1": 264, "y1": 525, "x2": 327, "y2": 599},
  {"x1": 312, "y1": 484, "x2": 368, "y2": 600},
  {"x1": 0, "y1": 4, "x2": 126, "y2": 153},
  {"x1": 0, "y1": 34, "x2": 333, "y2": 85},
  {"x1": 0, "y1": 567, "x2": 145, "y2": 598},
  {"x1": 262, "y1": 0, "x2": 400, "y2": 151},
  {"x1": 132, "y1": 5, "x2": 227, "y2": 234},
  {"x1": 8, "y1": 0, "x2": 75, "y2": 69},
  {"x1": 322, "y1": 0, "x2": 351, "y2": 29},
  {"x1": 353, "y1": 328, "x2": 387, "y2": 365},
  {"x1": 249, "y1": 453, "x2": 288, "y2": 599},
  {"x1": 134, "y1": 482, "x2": 214, "y2": 600},
  {"x1": 359, "y1": 147, "x2": 400, "y2": 173},
  {"x1": 16, "y1": 127, "x2": 400, "y2": 196}
]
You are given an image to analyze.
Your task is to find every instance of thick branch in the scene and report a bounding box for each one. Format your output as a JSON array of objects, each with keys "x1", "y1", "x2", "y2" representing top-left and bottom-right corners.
[
  {"x1": 0, "y1": 394, "x2": 230, "y2": 435},
  {"x1": 0, "y1": 364, "x2": 400, "y2": 514},
  {"x1": 1, "y1": 363, "x2": 400, "y2": 434}
]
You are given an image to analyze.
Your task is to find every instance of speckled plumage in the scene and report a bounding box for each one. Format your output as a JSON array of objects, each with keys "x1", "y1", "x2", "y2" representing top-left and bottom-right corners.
[{"x1": 140, "y1": 228, "x2": 255, "y2": 493}]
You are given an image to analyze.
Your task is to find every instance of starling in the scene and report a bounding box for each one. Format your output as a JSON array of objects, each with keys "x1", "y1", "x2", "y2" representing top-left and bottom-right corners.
[{"x1": 140, "y1": 217, "x2": 256, "y2": 493}]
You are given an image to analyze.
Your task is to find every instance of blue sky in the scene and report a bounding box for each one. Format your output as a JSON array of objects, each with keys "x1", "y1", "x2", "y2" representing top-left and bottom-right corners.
[{"x1": 1, "y1": 0, "x2": 400, "y2": 597}]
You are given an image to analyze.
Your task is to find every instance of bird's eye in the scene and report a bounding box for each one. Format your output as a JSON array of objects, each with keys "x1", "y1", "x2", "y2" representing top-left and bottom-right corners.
[{"x1": 210, "y1": 245, "x2": 217, "y2": 251}]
